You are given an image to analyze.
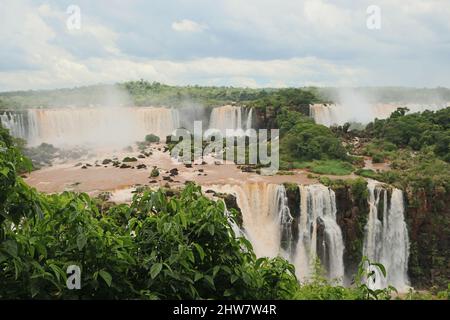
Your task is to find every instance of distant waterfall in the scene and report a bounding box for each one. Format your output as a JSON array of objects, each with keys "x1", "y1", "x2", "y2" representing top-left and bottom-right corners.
[
  {"x1": 363, "y1": 180, "x2": 410, "y2": 290},
  {"x1": 0, "y1": 112, "x2": 27, "y2": 139},
  {"x1": 310, "y1": 103, "x2": 448, "y2": 127},
  {"x1": 208, "y1": 105, "x2": 253, "y2": 136},
  {"x1": 1, "y1": 107, "x2": 180, "y2": 147},
  {"x1": 293, "y1": 185, "x2": 345, "y2": 282}
]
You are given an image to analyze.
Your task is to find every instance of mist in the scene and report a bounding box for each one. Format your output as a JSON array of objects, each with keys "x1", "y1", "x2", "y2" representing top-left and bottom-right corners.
[{"x1": 311, "y1": 87, "x2": 450, "y2": 127}]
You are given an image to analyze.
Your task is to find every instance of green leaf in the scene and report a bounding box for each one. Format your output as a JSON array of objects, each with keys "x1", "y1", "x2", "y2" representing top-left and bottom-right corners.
[
  {"x1": 150, "y1": 263, "x2": 163, "y2": 279},
  {"x1": 99, "y1": 270, "x2": 112, "y2": 287},
  {"x1": 204, "y1": 275, "x2": 215, "y2": 289},
  {"x1": 0, "y1": 167, "x2": 10, "y2": 177},
  {"x1": 2, "y1": 240, "x2": 18, "y2": 257},
  {"x1": 212, "y1": 265, "x2": 220, "y2": 277},
  {"x1": 193, "y1": 243, "x2": 205, "y2": 261},
  {"x1": 223, "y1": 289, "x2": 233, "y2": 297},
  {"x1": 187, "y1": 251, "x2": 195, "y2": 263},
  {"x1": 194, "y1": 272, "x2": 203, "y2": 282},
  {"x1": 76, "y1": 233, "x2": 87, "y2": 251},
  {"x1": 372, "y1": 262, "x2": 387, "y2": 278},
  {"x1": 49, "y1": 264, "x2": 63, "y2": 282}
]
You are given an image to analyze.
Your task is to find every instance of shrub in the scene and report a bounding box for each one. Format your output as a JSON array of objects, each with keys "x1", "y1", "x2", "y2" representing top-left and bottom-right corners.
[
  {"x1": 150, "y1": 167, "x2": 159, "y2": 177},
  {"x1": 372, "y1": 153, "x2": 384, "y2": 163},
  {"x1": 145, "y1": 134, "x2": 160, "y2": 143}
]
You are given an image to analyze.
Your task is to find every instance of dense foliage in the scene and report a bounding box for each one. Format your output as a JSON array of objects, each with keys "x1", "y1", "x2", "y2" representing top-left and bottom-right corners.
[
  {"x1": 365, "y1": 107, "x2": 450, "y2": 162},
  {"x1": 0, "y1": 81, "x2": 321, "y2": 111},
  {"x1": 276, "y1": 110, "x2": 351, "y2": 173}
]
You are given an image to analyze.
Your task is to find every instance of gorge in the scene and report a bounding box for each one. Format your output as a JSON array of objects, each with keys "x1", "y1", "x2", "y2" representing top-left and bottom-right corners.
[{"x1": 1, "y1": 88, "x2": 448, "y2": 296}]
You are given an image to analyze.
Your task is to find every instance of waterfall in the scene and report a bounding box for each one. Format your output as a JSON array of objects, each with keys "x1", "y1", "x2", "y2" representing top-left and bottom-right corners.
[
  {"x1": 204, "y1": 183, "x2": 293, "y2": 258},
  {"x1": 0, "y1": 112, "x2": 27, "y2": 139},
  {"x1": 2, "y1": 107, "x2": 180, "y2": 147},
  {"x1": 276, "y1": 185, "x2": 294, "y2": 258},
  {"x1": 363, "y1": 180, "x2": 410, "y2": 291},
  {"x1": 245, "y1": 108, "x2": 253, "y2": 132},
  {"x1": 310, "y1": 103, "x2": 448, "y2": 127},
  {"x1": 205, "y1": 183, "x2": 344, "y2": 282},
  {"x1": 293, "y1": 184, "x2": 345, "y2": 283},
  {"x1": 208, "y1": 105, "x2": 253, "y2": 136}
]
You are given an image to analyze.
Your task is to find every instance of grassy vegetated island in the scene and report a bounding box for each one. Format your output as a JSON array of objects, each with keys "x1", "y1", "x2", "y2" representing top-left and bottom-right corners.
[{"x1": 0, "y1": 83, "x2": 449, "y2": 299}]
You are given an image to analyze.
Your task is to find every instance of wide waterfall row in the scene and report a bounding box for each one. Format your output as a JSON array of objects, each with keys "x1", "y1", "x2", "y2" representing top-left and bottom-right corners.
[
  {"x1": 206, "y1": 181, "x2": 410, "y2": 289},
  {"x1": 310, "y1": 103, "x2": 448, "y2": 126},
  {"x1": 363, "y1": 180, "x2": 410, "y2": 290},
  {"x1": 208, "y1": 105, "x2": 253, "y2": 136},
  {"x1": 1, "y1": 105, "x2": 253, "y2": 146},
  {"x1": 1, "y1": 107, "x2": 180, "y2": 147}
]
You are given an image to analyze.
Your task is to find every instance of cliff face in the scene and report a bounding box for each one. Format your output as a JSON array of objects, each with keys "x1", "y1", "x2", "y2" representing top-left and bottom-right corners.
[
  {"x1": 220, "y1": 181, "x2": 448, "y2": 289},
  {"x1": 332, "y1": 184, "x2": 448, "y2": 289},
  {"x1": 333, "y1": 186, "x2": 369, "y2": 280},
  {"x1": 405, "y1": 187, "x2": 449, "y2": 289}
]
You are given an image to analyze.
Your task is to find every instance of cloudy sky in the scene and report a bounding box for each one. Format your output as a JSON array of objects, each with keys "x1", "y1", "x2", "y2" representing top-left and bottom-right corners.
[{"x1": 0, "y1": 0, "x2": 449, "y2": 91}]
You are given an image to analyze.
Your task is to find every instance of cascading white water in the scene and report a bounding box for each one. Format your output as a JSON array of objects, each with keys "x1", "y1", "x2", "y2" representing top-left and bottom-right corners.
[
  {"x1": 204, "y1": 183, "x2": 293, "y2": 258},
  {"x1": 245, "y1": 108, "x2": 253, "y2": 132},
  {"x1": 208, "y1": 105, "x2": 253, "y2": 136},
  {"x1": 363, "y1": 180, "x2": 410, "y2": 291},
  {"x1": 3, "y1": 107, "x2": 180, "y2": 147},
  {"x1": 310, "y1": 103, "x2": 448, "y2": 127},
  {"x1": 293, "y1": 184, "x2": 345, "y2": 283},
  {"x1": 0, "y1": 112, "x2": 27, "y2": 139},
  {"x1": 205, "y1": 183, "x2": 344, "y2": 283}
]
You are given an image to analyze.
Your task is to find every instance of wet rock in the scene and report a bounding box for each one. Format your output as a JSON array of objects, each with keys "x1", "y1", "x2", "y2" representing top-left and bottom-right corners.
[
  {"x1": 112, "y1": 160, "x2": 121, "y2": 167},
  {"x1": 136, "y1": 164, "x2": 147, "y2": 169},
  {"x1": 102, "y1": 159, "x2": 112, "y2": 165},
  {"x1": 138, "y1": 154, "x2": 146, "y2": 159},
  {"x1": 240, "y1": 165, "x2": 255, "y2": 172},
  {"x1": 185, "y1": 163, "x2": 192, "y2": 168},
  {"x1": 120, "y1": 163, "x2": 131, "y2": 169},
  {"x1": 169, "y1": 168, "x2": 179, "y2": 176},
  {"x1": 75, "y1": 162, "x2": 82, "y2": 167},
  {"x1": 149, "y1": 180, "x2": 157, "y2": 183},
  {"x1": 122, "y1": 157, "x2": 137, "y2": 162},
  {"x1": 198, "y1": 169, "x2": 204, "y2": 173},
  {"x1": 81, "y1": 165, "x2": 87, "y2": 169}
]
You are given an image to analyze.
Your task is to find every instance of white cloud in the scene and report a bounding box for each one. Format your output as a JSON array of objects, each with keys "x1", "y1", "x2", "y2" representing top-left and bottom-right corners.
[
  {"x1": 0, "y1": 55, "x2": 365, "y2": 90},
  {"x1": 0, "y1": 0, "x2": 449, "y2": 90},
  {"x1": 171, "y1": 19, "x2": 207, "y2": 32}
]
